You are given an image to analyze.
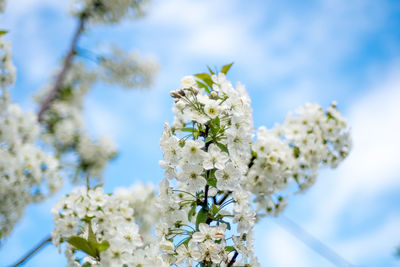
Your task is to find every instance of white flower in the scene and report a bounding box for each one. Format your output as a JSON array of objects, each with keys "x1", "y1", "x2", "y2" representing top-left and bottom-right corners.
[
  {"x1": 203, "y1": 144, "x2": 229, "y2": 170},
  {"x1": 204, "y1": 100, "x2": 221, "y2": 119},
  {"x1": 215, "y1": 162, "x2": 240, "y2": 191},
  {"x1": 182, "y1": 140, "x2": 206, "y2": 163},
  {"x1": 181, "y1": 75, "x2": 197, "y2": 89}
]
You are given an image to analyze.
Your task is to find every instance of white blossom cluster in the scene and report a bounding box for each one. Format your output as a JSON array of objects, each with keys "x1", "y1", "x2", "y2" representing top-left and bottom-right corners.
[
  {"x1": 151, "y1": 65, "x2": 351, "y2": 266},
  {"x1": 156, "y1": 68, "x2": 259, "y2": 266},
  {"x1": 247, "y1": 102, "x2": 351, "y2": 216},
  {"x1": 37, "y1": 63, "x2": 117, "y2": 181},
  {"x1": 99, "y1": 46, "x2": 159, "y2": 89},
  {"x1": 113, "y1": 183, "x2": 160, "y2": 243},
  {"x1": 0, "y1": 37, "x2": 62, "y2": 240},
  {"x1": 70, "y1": 0, "x2": 149, "y2": 24},
  {"x1": 0, "y1": 36, "x2": 15, "y2": 89},
  {"x1": 52, "y1": 186, "x2": 168, "y2": 266}
]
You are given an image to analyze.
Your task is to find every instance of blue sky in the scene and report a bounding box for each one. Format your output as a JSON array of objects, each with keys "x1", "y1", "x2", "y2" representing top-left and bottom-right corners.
[{"x1": 1, "y1": 0, "x2": 400, "y2": 266}]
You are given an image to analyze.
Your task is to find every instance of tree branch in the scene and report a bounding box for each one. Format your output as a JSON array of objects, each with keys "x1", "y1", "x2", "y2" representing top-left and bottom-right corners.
[
  {"x1": 37, "y1": 15, "x2": 87, "y2": 122},
  {"x1": 227, "y1": 251, "x2": 238, "y2": 267},
  {"x1": 10, "y1": 234, "x2": 52, "y2": 267}
]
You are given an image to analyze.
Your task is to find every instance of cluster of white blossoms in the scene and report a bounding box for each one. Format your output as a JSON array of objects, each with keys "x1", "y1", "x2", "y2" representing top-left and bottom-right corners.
[
  {"x1": 52, "y1": 185, "x2": 166, "y2": 266},
  {"x1": 113, "y1": 183, "x2": 160, "y2": 243},
  {"x1": 37, "y1": 45, "x2": 158, "y2": 182},
  {"x1": 0, "y1": 36, "x2": 15, "y2": 88},
  {"x1": 247, "y1": 102, "x2": 351, "y2": 216},
  {"x1": 0, "y1": 37, "x2": 62, "y2": 240},
  {"x1": 151, "y1": 65, "x2": 351, "y2": 266},
  {"x1": 156, "y1": 65, "x2": 259, "y2": 266},
  {"x1": 70, "y1": 0, "x2": 149, "y2": 24},
  {"x1": 99, "y1": 46, "x2": 159, "y2": 89},
  {"x1": 37, "y1": 63, "x2": 117, "y2": 181}
]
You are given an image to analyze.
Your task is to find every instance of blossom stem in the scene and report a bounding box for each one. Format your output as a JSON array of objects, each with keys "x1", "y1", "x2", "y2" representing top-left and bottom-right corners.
[
  {"x1": 37, "y1": 13, "x2": 87, "y2": 122},
  {"x1": 216, "y1": 191, "x2": 231, "y2": 205},
  {"x1": 11, "y1": 234, "x2": 52, "y2": 267}
]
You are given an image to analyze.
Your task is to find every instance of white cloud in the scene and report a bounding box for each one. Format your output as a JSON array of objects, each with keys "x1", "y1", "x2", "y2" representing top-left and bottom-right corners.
[
  {"x1": 260, "y1": 223, "x2": 312, "y2": 267},
  {"x1": 308, "y1": 64, "x2": 400, "y2": 236},
  {"x1": 336, "y1": 215, "x2": 400, "y2": 262}
]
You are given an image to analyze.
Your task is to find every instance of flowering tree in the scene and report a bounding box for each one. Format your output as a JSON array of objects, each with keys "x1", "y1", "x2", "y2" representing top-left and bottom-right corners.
[
  {"x1": 1, "y1": 1, "x2": 352, "y2": 266},
  {"x1": 0, "y1": 0, "x2": 158, "y2": 243}
]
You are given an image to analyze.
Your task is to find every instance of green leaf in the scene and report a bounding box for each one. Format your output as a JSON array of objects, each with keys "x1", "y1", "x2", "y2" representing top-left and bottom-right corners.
[
  {"x1": 207, "y1": 176, "x2": 217, "y2": 187},
  {"x1": 221, "y1": 62, "x2": 234, "y2": 75},
  {"x1": 225, "y1": 246, "x2": 235, "y2": 252},
  {"x1": 97, "y1": 240, "x2": 110, "y2": 252},
  {"x1": 206, "y1": 169, "x2": 217, "y2": 187},
  {"x1": 217, "y1": 143, "x2": 228, "y2": 153},
  {"x1": 0, "y1": 30, "x2": 8, "y2": 36},
  {"x1": 293, "y1": 146, "x2": 300, "y2": 158},
  {"x1": 87, "y1": 223, "x2": 97, "y2": 247},
  {"x1": 205, "y1": 137, "x2": 213, "y2": 143},
  {"x1": 181, "y1": 127, "x2": 195, "y2": 132},
  {"x1": 211, "y1": 204, "x2": 219, "y2": 216},
  {"x1": 195, "y1": 73, "x2": 213, "y2": 88},
  {"x1": 196, "y1": 81, "x2": 210, "y2": 94},
  {"x1": 67, "y1": 236, "x2": 97, "y2": 258},
  {"x1": 207, "y1": 66, "x2": 215, "y2": 75},
  {"x1": 195, "y1": 208, "x2": 208, "y2": 229},
  {"x1": 188, "y1": 203, "x2": 197, "y2": 221}
]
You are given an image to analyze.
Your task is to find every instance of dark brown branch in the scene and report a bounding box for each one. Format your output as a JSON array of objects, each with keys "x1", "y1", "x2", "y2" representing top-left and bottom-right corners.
[
  {"x1": 37, "y1": 15, "x2": 87, "y2": 122},
  {"x1": 10, "y1": 234, "x2": 52, "y2": 267},
  {"x1": 227, "y1": 251, "x2": 238, "y2": 267}
]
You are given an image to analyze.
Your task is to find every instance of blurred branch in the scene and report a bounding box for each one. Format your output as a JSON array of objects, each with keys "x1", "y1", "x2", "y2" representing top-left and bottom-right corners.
[
  {"x1": 37, "y1": 14, "x2": 87, "y2": 122},
  {"x1": 10, "y1": 234, "x2": 52, "y2": 267},
  {"x1": 275, "y1": 215, "x2": 355, "y2": 267}
]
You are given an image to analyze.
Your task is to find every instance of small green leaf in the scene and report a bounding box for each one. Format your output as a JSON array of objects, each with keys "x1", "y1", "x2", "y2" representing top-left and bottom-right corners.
[
  {"x1": 205, "y1": 137, "x2": 213, "y2": 143},
  {"x1": 67, "y1": 236, "x2": 97, "y2": 258},
  {"x1": 181, "y1": 127, "x2": 195, "y2": 132},
  {"x1": 0, "y1": 30, "x2": 8, "y2": 36},
  {"x1": 97, "y1": 240, "x2": 110, "y2": 252},
  {"x1": 225, "y1": 246, "x2": 235, "y2": 252},
  {"x1": 217, "y1": 143, "x2": 228, "y2": 153},
  {"x1": 195, "y1": 208, "x2": 208, "y2": 229},
  {"x1": 207, "y1": 170, "x2": 217, "y2": 187},
  {"x1": 211, "y1": 204, "x2": 219, "y2": 216},
  {"x1": 207, "y1": 176, "x2": 217, "y2": 187},
  {"x1": 196, "y1": 81, "x2": 210, "y2": 93},
  {"x1": 195, "y1": 73, "x2": 213, "y2": 88},
  {"x1": 207, "y1": 66, "x2": 215, "y2": 75},
  {"x1": 87, "y1": 223, "x2": 97, "y2": 247},
  {"x1": 293, "y1": 146, "x2": 300, "y2": 158},
  {"x1": 221, "y1": 62, "x2": 234, "y2": 75},
  {"x1": 188, "y1": 203, "x2": 197, "y2": 221}
]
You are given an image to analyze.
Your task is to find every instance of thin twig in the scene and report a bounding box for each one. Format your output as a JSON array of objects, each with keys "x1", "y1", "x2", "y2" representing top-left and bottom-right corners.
[
  {"x1": 275, "y1": 215, "x2": 355, "y2": 267},
  {"x1": 216, "y1": 191, "x2": 231, "y2": 205},
  {"x1": 10, "y1": 234, "x2": 52, "y2": 267},
  {"x1": 37, "y1": 15, "x2": 87, "y2": 122}
]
